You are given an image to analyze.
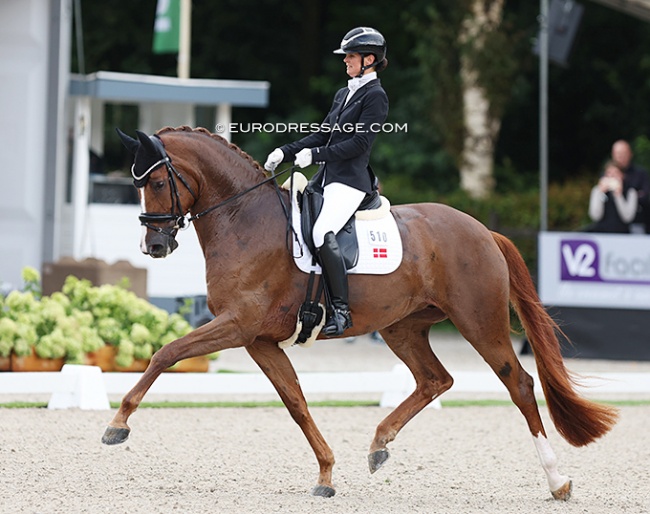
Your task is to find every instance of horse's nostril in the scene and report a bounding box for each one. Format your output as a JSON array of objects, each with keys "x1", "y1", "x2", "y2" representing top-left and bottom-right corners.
[{"x1": 148, "y1": 244, "x2": 166, "y2": 258}]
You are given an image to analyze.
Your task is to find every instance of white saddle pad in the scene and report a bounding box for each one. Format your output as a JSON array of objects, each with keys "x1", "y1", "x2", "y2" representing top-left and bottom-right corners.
[{"x1": 282, "y1": 173, "x2": 403, "y2": 275}]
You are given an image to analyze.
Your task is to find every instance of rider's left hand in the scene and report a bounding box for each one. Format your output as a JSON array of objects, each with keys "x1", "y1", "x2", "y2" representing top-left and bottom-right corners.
[
  {"x1": 264, "y1": 148, "x2": 284, "y2": 172},
  {"x1": 295, "y1": 148, "x2": 313, "y2": 168}
]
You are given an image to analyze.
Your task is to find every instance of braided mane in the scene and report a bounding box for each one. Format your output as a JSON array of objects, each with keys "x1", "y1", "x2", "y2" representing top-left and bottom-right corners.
[{"x1": 156, "y1": 125, "x2": 269, "y2": 177}]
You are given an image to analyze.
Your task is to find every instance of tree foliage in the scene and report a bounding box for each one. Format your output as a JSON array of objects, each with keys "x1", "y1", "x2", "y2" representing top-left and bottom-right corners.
[{"x1": 73, "y1": 0, "x2": 650, "y2": 201}]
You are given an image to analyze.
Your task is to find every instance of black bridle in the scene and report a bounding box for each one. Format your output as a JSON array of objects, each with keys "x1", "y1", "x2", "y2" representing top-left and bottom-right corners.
[
  {"x1": 134, "y1": 154, "x2": 197, "y2": 235},
  {"x1": 134, "y1": 146, "x2": 295, "y2": 237}
]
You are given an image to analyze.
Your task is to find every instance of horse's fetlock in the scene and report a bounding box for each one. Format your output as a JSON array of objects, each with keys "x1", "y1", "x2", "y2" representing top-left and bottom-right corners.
[{"x1": 121, "y1": 397, "x2": 137, "y2": 413}]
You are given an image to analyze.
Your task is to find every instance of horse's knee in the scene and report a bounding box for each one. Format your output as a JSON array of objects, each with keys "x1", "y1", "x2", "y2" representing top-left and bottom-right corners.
[{"x1": 149, "y1": 345, "x2": 177, "y2": 369}]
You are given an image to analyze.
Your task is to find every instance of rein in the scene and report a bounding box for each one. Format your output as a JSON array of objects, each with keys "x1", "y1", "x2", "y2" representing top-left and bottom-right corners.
[
  {"x1": 188, "y1": 165, "x2": 295, "y2": 224},
  {"x1": 135, "y1": 145, "x2": 296, "y2": 236}
]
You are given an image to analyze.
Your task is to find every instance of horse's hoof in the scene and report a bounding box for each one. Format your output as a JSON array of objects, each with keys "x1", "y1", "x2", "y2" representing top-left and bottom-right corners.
[
  {"x1": 551, "y1": 480, "x2": 572, "y2": 501},
  {"x1": 102, "y1": 426, "x2": 130, "y2": 445},
  {"x1": 368, "y1": 448, "x2": 390, "y2": 474},
  {"x1": 311, "y1": 484, "x2": 336, "y2": 497}
]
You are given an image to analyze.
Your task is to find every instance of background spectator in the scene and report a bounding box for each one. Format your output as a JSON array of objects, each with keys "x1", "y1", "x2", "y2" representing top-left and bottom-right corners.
[
  {"x1": 611, "y1": 140, "x2": 650, "y2": 233},
  {"x1": 587, "y1": 160, "x2": 638, "y2": 233}
]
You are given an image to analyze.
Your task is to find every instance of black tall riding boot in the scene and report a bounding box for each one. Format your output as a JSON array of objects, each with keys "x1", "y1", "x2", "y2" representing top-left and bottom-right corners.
[{"x1": 318, "y1": 231, "x2": 353, "y2": 336}]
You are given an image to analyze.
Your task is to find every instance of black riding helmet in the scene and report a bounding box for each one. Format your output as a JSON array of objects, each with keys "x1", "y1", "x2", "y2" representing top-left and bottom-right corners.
[{"x1": 333, "y1": 27, "x2": 387, "y2": 77}]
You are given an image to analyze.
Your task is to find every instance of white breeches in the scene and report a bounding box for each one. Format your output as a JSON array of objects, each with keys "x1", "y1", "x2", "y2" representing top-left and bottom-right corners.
[{"x1": 312, "y1": 182, "x2": 366, "y2": 248}]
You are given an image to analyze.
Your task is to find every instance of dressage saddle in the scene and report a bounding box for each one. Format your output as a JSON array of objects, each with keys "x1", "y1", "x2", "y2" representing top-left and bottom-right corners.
[{"x1": 299, "y1": 178, "x2": 382, "y2": 269}]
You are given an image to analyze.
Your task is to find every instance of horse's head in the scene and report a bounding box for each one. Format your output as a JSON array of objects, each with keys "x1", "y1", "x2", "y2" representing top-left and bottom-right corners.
[{"x1": 117, "y1": 128, "x2": 198, "y2": 258}]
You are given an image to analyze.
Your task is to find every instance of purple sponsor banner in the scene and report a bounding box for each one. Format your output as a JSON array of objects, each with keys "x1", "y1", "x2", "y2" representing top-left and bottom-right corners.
[
  {"x1": 560, "y1": 240, "x2": 602, "y2": 282},
  {"x1": 540, "y1": 232, "x2": 650, "y2": 309},
  {"x1": 560, "y1": 238, "x2": 650, "y2": 285}
]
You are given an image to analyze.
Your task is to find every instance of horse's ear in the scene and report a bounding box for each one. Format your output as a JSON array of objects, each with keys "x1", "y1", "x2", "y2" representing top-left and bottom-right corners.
[
  {"x1": 115, "y1": 128, "x2": 139, "y2": 155},
  {"x1": 135, "y1": 130, "x2": 161, "y2": 156}
]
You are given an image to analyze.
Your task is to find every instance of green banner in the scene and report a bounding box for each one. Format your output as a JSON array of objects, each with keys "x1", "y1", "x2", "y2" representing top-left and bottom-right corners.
[{"x1": 153, "y1": 0, "x2": 180, "y2": 54}]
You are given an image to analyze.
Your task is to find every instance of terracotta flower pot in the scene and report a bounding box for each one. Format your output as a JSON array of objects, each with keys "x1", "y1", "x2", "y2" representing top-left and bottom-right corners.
[
  {"x1": 11, "y1": 349, "x2": 64, "y2": 372},
  {"x1": 113, "y1": 347, "x2": 150, "y2": 372},
  {"x1": 0, "y1": 355, "x2": 11, "y2": 371},
  {"x1": 114, "y1": 359, "x2": 150, "y2": 372},
  {"x1": 165, "y1": 355, "x2": 210, "y2": 373},
  {"x1": 86, "y1": 345, "x2": 116, "y2": 372},
  {"x1": 87, "y1": 345, "x2": 150, "y2": 372}
]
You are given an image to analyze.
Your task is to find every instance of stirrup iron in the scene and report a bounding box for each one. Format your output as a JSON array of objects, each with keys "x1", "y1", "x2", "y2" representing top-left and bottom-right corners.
[{"x1": 322, "y1": 308, "x2": 352, "y2": 337}]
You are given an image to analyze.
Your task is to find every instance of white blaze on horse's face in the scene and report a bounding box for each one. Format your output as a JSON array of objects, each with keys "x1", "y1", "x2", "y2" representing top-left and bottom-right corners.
[{"x1": 139, "y1": 187, "x2": 148, "y2": 254}]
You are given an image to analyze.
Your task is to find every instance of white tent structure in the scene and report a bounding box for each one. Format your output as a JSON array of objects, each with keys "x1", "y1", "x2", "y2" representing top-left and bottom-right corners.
[
  {"x1": 0, "y1": 1, "x2": 268, "y2": 299},
  {"x1": 63, "y1": 71, "x2": 268, "y2": 299}
]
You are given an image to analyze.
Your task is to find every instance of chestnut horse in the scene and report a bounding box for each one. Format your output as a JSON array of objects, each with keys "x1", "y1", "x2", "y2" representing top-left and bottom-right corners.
[{"x1": 104, "y1": 126, "x2": 617, "y2": 500}]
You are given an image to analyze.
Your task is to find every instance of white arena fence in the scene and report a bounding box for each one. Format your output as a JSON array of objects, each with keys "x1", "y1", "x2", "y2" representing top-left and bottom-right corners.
[{"x1": 0, "y1": 364, "x2": 648, "y2": 410}]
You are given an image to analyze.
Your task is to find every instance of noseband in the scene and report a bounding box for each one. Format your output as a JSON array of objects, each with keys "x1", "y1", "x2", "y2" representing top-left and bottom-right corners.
[{"x1": 133, "y1": 146, "x2": 197, "y2": 236}]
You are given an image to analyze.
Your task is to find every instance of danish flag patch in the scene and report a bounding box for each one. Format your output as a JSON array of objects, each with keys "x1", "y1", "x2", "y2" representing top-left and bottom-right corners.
[{"x1": 373, "y1": 248, "x2": 388, "y2": 259}]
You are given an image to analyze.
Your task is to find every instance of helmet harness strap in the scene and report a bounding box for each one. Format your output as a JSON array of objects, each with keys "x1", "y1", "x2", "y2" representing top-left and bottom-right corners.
[{"x1": 356, "y1": 54, "x2": 375, "y2": 78}]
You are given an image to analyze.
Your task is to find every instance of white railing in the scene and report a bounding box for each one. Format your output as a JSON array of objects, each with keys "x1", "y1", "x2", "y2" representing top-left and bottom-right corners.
[{"x1": 1, "y1": 364, "x2": 648, "y2": 410}]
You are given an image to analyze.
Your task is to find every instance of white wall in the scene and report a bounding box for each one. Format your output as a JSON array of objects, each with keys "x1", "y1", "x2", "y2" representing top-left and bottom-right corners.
[
  {"x1": 61, "y1": 204, "x2": 207, "y2": 297},
  {"x1": 0, "y1": 0, "x2": 70, "y2": 290}
]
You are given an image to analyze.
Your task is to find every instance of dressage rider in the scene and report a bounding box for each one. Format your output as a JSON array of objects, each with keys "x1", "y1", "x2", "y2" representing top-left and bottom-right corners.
[{"x1": 265, "y1": 26, "x2": 389, "y2": 337}]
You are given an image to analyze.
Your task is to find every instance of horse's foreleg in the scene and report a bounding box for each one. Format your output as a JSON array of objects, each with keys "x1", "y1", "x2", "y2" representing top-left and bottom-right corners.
[
  {"x1": 102, "y1": 315, "x2": 247, "y2": 445},
  {"x1": 369, "y1": 315, "x2": 453, "y2": 473},
  {"x1": 245, "y1": 341, "x2": 336, "y2": 498},
  {"x1": 102, "y1": 365, "x2": 154, "y2": 445}
]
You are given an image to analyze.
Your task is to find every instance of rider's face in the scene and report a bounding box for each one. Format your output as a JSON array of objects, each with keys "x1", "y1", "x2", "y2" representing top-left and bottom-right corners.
[{"x1": 344, "y1": 52, "x2": 363, "y2": 78}]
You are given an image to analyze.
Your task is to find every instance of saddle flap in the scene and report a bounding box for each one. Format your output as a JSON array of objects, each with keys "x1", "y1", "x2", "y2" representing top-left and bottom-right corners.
[
  {"x1": 299, "y1": 182, "x2": 324, "y2": 258},
  {"x1": 335, "y1": 220, "x2": 359, "y2": 270},
  {"x1": 299, "y1": 180, "x2": 358, "y2": 269},
  {"x1": 283, "y1": 172, "x2": 403, "y2": 276}
]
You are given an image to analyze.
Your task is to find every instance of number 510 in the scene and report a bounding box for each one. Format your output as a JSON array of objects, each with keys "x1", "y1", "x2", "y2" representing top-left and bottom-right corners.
[{"x1": 369, "y1": 230, "x2": 388, "y2": 243}]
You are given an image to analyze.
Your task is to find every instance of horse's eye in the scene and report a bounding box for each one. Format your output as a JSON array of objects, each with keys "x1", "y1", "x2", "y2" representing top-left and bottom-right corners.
[{"x1": 152, "y1": 180, "x2": 166, "y2": 192}]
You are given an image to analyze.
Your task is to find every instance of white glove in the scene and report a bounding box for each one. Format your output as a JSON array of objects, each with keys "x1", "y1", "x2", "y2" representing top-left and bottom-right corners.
[
  {"x1": 264, "y1": 148, "x2": 284, "y2": 172},
  {"x1": 295, "y1": 148, "x2": 313, "y2": 168}
]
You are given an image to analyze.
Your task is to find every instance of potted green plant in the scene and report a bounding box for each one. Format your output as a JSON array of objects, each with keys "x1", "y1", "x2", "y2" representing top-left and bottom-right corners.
[{"x1": 1, "y1": 267, "x2": 209, "y2": 372}]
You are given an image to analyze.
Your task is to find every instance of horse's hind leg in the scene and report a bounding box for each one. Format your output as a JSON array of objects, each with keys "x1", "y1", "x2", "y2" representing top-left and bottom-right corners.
[
  {"x1": 489, "y1": 345, "x2": 571, "y2": 499},
  {"x1": 245, "y1": 340, "x2": 336, "y2": 498},
  {"x1": 475, "y1": 338, "x2": 571, "y2": 499},
  {"x1": 450, "y1": 305, "x2": 572, "y2": 500},
  {"x1": 368, "y1": 312, "x2": 453, "y2": 473}
]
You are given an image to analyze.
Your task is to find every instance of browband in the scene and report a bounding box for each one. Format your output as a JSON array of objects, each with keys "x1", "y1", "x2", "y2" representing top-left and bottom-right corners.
[{"x1": 131, "y1": 157, "x2": 169, "y2": 183}]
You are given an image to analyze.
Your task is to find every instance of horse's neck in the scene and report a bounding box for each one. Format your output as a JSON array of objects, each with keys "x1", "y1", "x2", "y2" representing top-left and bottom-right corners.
[
  {"x1": 202, "y1": 151, "x2": 263, "y2": 202},
  {"x1": 192, "y1": 157, "x2": 288, "y2": 257}
]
